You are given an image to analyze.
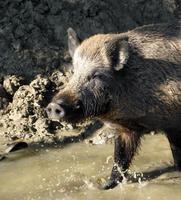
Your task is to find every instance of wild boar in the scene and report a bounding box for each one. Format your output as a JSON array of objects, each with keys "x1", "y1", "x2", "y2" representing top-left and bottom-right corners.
[{"x1": 46, "y1": 21, "x2": 181, "y2": 189}]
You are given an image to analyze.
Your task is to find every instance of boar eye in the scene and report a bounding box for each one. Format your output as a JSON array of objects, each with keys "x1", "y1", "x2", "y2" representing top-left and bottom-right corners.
[
  {"x1": 87, "y1": 75, "x2": 91, "y2": 81},
  {"x1": 92, "y1": 72, "x2": 103, "y2": 80},
  {"x1": 87, "y1": 72, "x2": 103, "y2": 81}
]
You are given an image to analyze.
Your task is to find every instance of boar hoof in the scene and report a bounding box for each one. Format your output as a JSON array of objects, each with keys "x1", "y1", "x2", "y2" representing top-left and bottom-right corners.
[
  {"x1": 102, "y1": 176, "x2": 123, "y2": 190},
  {"x1": 102, "y1": 179, "x2": 119, "y2": 190},
  {"x1": 102, "y1": 179, "x2": 121, "y2": 190}
]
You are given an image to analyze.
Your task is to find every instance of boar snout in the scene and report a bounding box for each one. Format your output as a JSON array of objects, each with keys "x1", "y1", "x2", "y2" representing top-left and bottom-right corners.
[
  {"x1": 46, "y1": 101, "x2": 65, "y2": 121},
  {"x1": 46, "y1": 97, "x2": 83, "y2": 122}
]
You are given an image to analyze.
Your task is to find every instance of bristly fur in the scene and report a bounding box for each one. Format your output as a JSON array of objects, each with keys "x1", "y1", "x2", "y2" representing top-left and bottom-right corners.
[{"x1": 48, "y1": 21, "x2": 181, "y2": 189}]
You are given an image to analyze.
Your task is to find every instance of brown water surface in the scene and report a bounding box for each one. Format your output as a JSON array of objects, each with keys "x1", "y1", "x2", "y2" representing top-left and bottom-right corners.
[{"x1": 0, "y1": 134, "x2": 181, "y2": 200}]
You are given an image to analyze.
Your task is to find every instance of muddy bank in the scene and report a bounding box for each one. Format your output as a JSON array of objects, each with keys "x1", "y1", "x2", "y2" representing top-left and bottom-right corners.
[{"x1": 0, "y1": 72, "x2": 80, "y2": 143}]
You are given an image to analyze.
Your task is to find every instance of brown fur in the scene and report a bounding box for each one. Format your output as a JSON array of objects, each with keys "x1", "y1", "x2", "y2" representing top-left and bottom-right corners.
[{"x1": 47, "y1": 21, "x2": 181, "y2": 189}]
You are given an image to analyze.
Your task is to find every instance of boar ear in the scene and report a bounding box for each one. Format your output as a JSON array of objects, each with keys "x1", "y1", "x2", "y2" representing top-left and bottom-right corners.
[
  {"x1": 105, "y1": 38, "x2": 129, "y2": 71},
  {"x1": 67, "y1": 27, "x2": 81, "y2": 58},
  {"x1": 114, "y1": 40, "x2": 129, "y2": 71}
]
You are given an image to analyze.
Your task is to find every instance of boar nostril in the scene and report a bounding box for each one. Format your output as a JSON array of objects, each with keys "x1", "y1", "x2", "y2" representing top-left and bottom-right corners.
[
  {"x1": 55, "y1": 108, "x2": 61, "y2": 114},
  {"x1": 47, "y1": 107, "x2": 52, "y2": 113},
  {"x1": 55, "y1": 108, "x2": 65, "y2": 118}
]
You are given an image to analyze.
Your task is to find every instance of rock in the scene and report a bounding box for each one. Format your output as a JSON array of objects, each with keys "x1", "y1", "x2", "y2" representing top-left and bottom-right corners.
[
  {"x1": 0, "y1": 140, "x2": 28, "y2": 161},
  {"x1": 87, "y1": 125, "x2": 115, "y2": 145},
  {"x1": 10, "y1": 85, "x2": 36, "y2": 118},
  {"x1": 50, "y1": 71, "x2": 67, "y2": 89},
  {"x1": 4, "y1": 141, "x2": 28, "y2": 154},
  {"x1": 30, "y1": 75, "x2": 50, "y2": 95},
  {"x1": 34, "y1": 118, "x2": 51, "y2": 135},
  {"x1": 3, "y1": 75, "x2": 25, "y2": 96}
]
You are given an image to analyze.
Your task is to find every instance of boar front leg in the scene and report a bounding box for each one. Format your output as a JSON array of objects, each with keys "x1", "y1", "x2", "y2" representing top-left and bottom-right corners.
[
  {"x1": 166, "y1": 131, "x2": 181, "y2": 170},
  {"x1": 103, "y1": 127, "x2": 141, "y2": 190}
]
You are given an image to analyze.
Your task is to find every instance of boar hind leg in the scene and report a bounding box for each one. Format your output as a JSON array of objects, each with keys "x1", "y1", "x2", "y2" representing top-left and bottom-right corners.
[
  {"x1": 103, "y1": 129, "x2": 141, "y2": 190},
  {"x1": 167, "y1": 132, "x2": 181, "y2": 170}
]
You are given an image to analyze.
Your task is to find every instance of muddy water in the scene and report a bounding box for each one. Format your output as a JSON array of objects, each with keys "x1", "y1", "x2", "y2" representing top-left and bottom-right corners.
[{"x1": 0, "y1": 134, "x2": 181, "y2": 200}]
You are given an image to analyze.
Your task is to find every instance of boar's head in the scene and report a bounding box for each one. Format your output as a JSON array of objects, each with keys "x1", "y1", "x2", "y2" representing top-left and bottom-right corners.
[{"x1": 46, "y1": 28, "x2": 129, "y2": 123}]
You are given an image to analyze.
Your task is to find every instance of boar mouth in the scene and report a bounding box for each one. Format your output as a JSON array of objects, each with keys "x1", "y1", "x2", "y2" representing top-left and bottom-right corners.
[
  {"x1": 80, "y1": 98, "x2": 111, "y2": 122},
  {"x1": 80, "y1": 88, "x2": 112, "y2": 121}
]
